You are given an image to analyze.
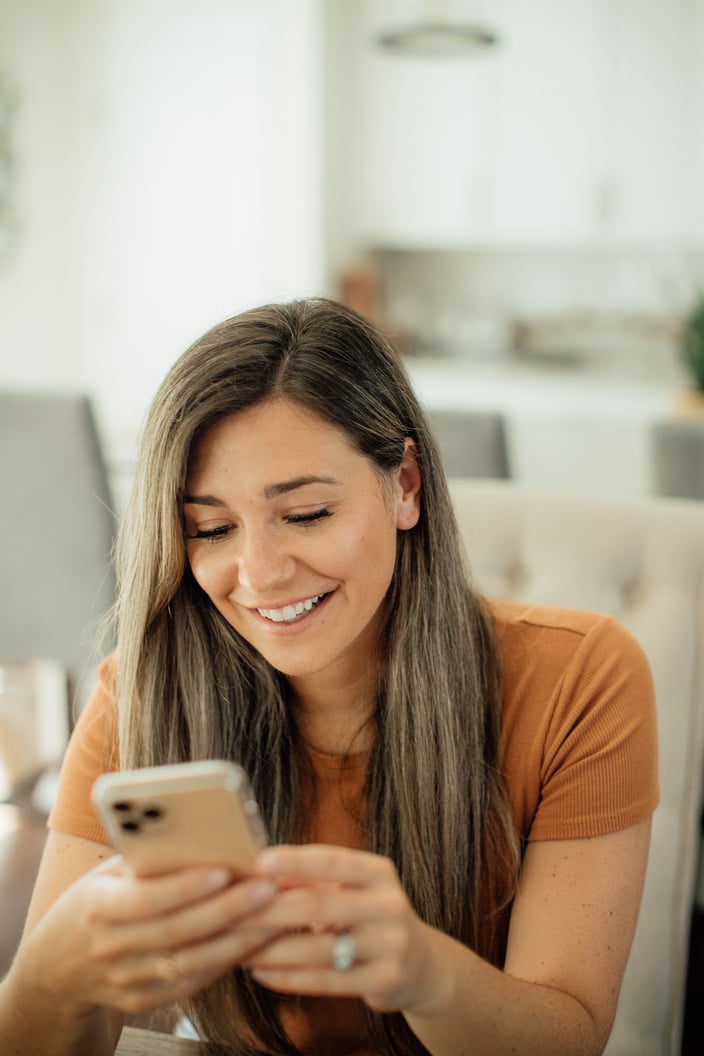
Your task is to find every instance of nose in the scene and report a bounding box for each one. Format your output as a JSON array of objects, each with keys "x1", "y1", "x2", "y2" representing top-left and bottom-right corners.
[{"x1": 236, "y1": 526, "x2": 295, "y2": 596}]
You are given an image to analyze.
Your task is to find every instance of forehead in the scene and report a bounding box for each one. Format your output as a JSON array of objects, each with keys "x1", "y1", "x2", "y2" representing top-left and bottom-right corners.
[{"x1": 187, "y1": 399, "x2": 362, "y2": 484}]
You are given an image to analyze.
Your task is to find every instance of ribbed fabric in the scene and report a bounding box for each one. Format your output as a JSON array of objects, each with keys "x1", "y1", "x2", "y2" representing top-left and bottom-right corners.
[{"x1": 493, "y1": 599, "x2": 658, "y2": 842}]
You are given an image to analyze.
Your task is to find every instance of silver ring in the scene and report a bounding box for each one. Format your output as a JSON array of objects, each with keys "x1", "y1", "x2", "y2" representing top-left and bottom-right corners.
[
  {"x1": 154, "y1": 951, "x2": 180, "y2": 985},
  {"x1": 331, "y1": 931, "x2": 356, "y2": 972}
]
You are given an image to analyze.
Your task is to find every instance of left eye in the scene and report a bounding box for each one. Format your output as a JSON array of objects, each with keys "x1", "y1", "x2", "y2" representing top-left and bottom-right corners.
[{"x1": 286, "y1": 508, "x2": 332, "y2": 526}]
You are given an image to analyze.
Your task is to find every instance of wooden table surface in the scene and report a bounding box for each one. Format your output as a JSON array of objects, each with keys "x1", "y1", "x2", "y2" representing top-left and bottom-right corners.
[
  {"x1": 0, "y1": 803, "x2": 48, "y2": 976},
  {"x1": 116, "y1": 1027, "x2": 202, "y2": 1054}
]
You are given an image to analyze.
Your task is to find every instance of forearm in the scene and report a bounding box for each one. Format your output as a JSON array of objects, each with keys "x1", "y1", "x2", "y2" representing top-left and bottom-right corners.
[
  {"x1": 0, "y1": 966, "x2": 119, "y2": 1056},
  {"x1": 402, "y1": 925, "x2": 604, "y2": 1056}
]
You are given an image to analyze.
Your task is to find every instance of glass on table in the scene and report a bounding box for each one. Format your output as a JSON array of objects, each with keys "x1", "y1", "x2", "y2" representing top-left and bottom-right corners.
[{"x1": 0, "y1": 659, "x2": 68, "y2": 803}]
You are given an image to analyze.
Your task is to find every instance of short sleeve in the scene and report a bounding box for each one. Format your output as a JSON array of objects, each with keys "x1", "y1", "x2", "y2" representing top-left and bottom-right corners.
[
  {"x1": 529, "y1": 615, "x2": 659, "y2": 841},
  {"x1": 47, "y1": 655, "x2": 119, "y2": 844}
]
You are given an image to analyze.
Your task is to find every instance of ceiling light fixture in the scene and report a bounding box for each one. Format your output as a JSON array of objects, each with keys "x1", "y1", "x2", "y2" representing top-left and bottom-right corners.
[{"x1": 377, "y1": 19, "x2": 498, "y2": 56}]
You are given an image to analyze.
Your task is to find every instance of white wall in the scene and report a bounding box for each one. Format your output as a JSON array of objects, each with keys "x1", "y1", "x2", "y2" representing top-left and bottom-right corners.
[
  {"x1": 0, "y1": 0, "x2": 325, "y2": 505},
  {"x1": 0, "y1": 0, "x2": 82, "y2": 389}
]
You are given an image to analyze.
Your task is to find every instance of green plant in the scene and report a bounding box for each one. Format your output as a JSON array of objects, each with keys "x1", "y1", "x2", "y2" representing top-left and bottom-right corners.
[{"x1": 682, "y1": 294, "x2": 704, "y2": 391}]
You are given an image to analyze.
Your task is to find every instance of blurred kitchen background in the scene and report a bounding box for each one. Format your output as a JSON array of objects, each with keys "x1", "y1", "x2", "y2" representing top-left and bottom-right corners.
[{"x1": 1, "y1": 0, "x2": 703, "y2": 510}]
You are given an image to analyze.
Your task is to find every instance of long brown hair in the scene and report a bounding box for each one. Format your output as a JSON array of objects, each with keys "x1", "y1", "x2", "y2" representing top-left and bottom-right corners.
[{"x1": 113, "y1": 298, "x2": 518, "y2": 1054}]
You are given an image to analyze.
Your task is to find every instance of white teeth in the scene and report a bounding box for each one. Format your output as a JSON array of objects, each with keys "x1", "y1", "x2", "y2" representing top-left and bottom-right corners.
[{"x1": 258, "y1": 594, "x2": 324, "y2": 623}]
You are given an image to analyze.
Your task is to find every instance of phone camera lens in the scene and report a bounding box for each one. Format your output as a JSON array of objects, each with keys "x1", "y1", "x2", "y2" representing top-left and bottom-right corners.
[
  {"x1": 113, "y1": 801, "x2": 132, "y2": 812},
  {"x1": 143, "y1": 806, "x2": 163, "y2": 819},
  {"x1": 121, "y1": 820, "x2": 140, "y2": 832}
]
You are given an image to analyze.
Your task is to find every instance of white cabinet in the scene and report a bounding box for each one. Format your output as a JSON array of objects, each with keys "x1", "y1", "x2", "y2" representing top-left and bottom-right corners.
[
  {"x1": 355, "y1": 19, "x2": 503, "y2": 245},
  {"x1": 406, "y1": 357, "x2": 679, "y2": 495},
  {"x1": 599, "y1": 0, "x2": 703, "y2": 245},
  {"x1": 349, "y1": 0, "x2": 704, "y2": 248},
  {"x1": 488, "y1": 0, "x2": 603, "y2": 244}
]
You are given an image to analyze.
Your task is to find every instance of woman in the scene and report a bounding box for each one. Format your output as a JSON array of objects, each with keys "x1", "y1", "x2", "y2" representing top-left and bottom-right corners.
[{"x1": 0, "y1": 298, "x2": 657, "y2": 1056}]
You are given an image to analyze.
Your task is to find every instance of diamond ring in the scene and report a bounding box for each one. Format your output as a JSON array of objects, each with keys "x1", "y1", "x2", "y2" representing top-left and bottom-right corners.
[{"x1": 331, "y1": 931, "x2": 356, "y2": 972}]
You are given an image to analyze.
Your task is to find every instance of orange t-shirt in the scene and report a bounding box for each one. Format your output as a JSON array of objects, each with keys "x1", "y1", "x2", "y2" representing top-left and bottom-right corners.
[{"x1": 48, "y1": 598, "x2": 659, "y2": 1053}]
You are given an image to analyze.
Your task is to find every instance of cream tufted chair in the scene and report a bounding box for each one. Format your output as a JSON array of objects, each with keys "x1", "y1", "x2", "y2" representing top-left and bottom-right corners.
[
  {"x1": 126, "y1": 478, "x2": 704, "y2": 1056},
  {"x1": 448, "y1": 479, "x2": 704, "y2": 1056}
]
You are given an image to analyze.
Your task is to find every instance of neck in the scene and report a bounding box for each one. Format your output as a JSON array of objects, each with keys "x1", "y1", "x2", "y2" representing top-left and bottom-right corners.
[{"x1": 288, "y1": 665, "x2": 377, "y2": 756}]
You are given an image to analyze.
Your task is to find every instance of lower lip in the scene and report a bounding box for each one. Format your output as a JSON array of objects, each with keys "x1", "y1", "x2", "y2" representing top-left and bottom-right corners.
[{"x1": 252, "y1": 592, "x2": 333, "y2": 634}]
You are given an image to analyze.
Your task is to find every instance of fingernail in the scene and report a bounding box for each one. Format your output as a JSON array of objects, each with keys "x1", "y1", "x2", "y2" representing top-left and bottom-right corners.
[
  {"x1": 249, "y1": 880, "x2": 278, "y2": 904},
  {"x1": 205, "y1": 868, "x2": 232, "y2": 891},
  {"x1": 257, "y1": 849, "x2": 281, "y2": 871}
]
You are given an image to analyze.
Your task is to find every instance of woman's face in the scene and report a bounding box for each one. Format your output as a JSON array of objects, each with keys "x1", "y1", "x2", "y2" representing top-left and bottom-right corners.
[{"x1": 184, "y1": 399, "x2": 420, "y2": 692}]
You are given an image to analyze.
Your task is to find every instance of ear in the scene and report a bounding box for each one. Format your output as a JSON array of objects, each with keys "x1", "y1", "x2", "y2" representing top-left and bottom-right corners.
[{"x1": 395, "y1": 438, "x2": 422, "y2": 531}]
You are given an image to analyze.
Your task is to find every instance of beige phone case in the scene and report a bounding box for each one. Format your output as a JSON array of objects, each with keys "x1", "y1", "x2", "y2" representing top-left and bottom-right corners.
[{"x1": 92, "y1": 760, "x2": 267, "y2": 877}]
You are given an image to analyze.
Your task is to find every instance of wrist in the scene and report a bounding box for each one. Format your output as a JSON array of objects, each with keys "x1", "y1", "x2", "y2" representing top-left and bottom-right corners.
[
  {"x1": 403, "y1": 922, "x2": 459, "y2": 1019},
  {"x1": 4, "y1": 948, "x2": 102, "y2": 1025}
]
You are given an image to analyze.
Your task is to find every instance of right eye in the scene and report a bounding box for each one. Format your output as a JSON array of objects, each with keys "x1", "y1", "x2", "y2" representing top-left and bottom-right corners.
[{"x1": 188, "y1": 524, "x2": 232, "y2": 542}]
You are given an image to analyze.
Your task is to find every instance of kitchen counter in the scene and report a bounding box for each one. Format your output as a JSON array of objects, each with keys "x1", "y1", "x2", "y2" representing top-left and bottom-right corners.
[
  {"x1": 406, "y1": 352, "x2": 686, "y2": 417},
  {"x1": 404, "y1": 353, "x2": 692, "y2": 495}
]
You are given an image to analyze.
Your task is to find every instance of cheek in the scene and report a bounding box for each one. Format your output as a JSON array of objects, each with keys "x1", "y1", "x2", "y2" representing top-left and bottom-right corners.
[
  {"x1": 357, "y1": 519, "x2": 399, "y2": 585},
  {"x1": 188, "y1": 551, "x2": 230, "y2": 597}
]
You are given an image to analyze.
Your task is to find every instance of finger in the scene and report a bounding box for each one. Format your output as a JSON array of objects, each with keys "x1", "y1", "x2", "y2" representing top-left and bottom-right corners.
[
  {"x1": 245, "y1": 885, "x2": 351, "y2": 931},
  {"x1": 88, "y1": 865, "x2": 235, "y2": 924},
  {"x1": 108, "y1": 926, "x2": 281, "y2": 988},
  {"x1": 244, "y1": 926, "x2": 369, "y2": 973},
  {"x1": 245, "y1": 879, "x2": 407, "y2": 935},
  {"x1": 250, "y1": 962, "x2": 367, "y2": 998},
  {"x1": 247, "y1": 924, "x2": 409, "y2": 1006},
  {"x1": 246, "y1": 924, "x2": 369, "y2": 998},
  {"x1": 170, "y1": 922, "x2": 283, "y2": 981},
  {"x1": 96, "y1": 926, "x2": 284, "y2": 1016},
  {"x1": 257, "y1": 844, "x2": 397, "y2": 888},
  {"x1": 93, "y1": 877, "x2": 279, "y2": 957}
]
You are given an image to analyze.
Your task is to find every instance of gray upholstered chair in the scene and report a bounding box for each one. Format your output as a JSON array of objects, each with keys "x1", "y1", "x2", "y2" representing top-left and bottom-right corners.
[
  {"x1": 426, "y1": 408, "x2": 510, "y2": 479},
  {"x1": 0, "y1": 391, "x2": 116, "y2": 716},
  {"x1": 652, "y1": 418, "x2": 704, "y2": 501},
  {"x1": 448, "y1": 478, "x2": 704, "y2": 1055},
  {"x1": 0, "y1": 391, "x2": 115, "y2": 973}
]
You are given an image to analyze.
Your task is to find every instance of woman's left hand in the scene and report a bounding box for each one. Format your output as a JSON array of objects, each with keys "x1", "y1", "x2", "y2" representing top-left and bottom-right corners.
[{"x1": 245, "y1": 844, "x2": 443, "y2": 1014}]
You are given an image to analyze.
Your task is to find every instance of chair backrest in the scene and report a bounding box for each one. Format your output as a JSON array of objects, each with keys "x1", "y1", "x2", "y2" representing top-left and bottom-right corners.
[
  {"x1": 426, "y1": 408, "x2": 510, "y2": 479},
  {"x1": 448, "y1": 478, "x2": 704, "y2": 1056},
  {"x1": 0, "y1": 391, "x2": 116, "y2": 708},
  {"x1": 652, "y1": 418, "x2": 704, "y2": 501}
]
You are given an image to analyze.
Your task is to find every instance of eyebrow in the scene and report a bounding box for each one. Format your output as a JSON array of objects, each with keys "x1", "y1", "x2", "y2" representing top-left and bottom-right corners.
[{"x1": 183, "y1": 475, "x2": 342, "y2": 506}]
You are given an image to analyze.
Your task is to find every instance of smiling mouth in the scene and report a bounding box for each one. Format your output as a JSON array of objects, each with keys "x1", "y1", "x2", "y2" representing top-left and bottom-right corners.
[{"x1": 257, "y1": 593, "x2": 327, "y2": 624}]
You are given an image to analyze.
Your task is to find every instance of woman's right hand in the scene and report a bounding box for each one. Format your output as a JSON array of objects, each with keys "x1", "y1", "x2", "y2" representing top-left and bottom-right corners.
[{"x1": 8, "y1": 853, "x2": 280, "y2": 1019}]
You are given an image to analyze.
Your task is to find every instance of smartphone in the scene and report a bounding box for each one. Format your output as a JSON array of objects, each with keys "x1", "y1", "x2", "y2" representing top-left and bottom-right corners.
[{"x1": 92, "y1": 759, "x2": 267, "y2": 878}]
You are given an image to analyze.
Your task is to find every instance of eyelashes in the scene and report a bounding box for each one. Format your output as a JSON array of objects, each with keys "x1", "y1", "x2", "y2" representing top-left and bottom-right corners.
[
  {"x1": 189, "y1": 524, "x2": 232, "y2": 541},
  {"x1": 285, "y1": 508, "x2": 332, "y2": 526},
  {"x1": 188, "y1": 507, "x2": 332, "y2": 541}
]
